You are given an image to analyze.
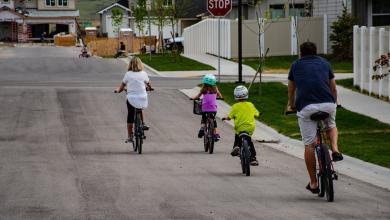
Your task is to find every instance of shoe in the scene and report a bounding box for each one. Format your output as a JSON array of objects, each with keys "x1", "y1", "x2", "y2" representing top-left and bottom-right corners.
[
  {"x1": 332, "y1": 152, "x2": 343, "y2": 162},
  {"x1": 143, "y1": 124, "x2": 149, "y2": 131},
  {"x1": 198, "y1": 128, "x2": 205, "y2": 138},
  {"x1": 231, "y1": 146, "x2": 240, "y2": 157},
  {"x1": 250, "y1": 157, "x2": 259, "y2": 166},
  {"x1": 214, "y1": 133, "x2": 221, "y2": 142},
  {"x1": 125, "y1": 137, "x2": 133, "y2": 143},
  {"x1": 306, "y1": 183, "x2": 320, "y2": 194}
]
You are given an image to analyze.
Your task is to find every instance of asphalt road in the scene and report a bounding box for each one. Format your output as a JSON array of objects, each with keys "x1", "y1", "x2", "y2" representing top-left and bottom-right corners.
[{"x1": 0, "y1": 47, "x2": 389, "y2": 219}]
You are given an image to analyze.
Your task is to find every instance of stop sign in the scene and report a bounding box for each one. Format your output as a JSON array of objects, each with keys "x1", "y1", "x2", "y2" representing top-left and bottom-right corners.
[{"x1": 207, "y1": 0, "x2": 232, "y2": 17}]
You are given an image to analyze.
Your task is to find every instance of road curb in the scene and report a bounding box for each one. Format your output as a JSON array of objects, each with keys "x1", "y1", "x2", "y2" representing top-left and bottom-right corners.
[{"x1": 180, "y1": 87, "x2": 390, "y2": 191}]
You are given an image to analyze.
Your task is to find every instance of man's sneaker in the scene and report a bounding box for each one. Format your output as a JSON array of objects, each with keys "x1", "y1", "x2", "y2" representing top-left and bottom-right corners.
[
  {"x1": 332, "y1": 152, "x2": 343, "y2": 162},
  {"x1": 142, "y1": 124, "x2": 149, "y2": 131},
  {"x1": 214, "y1": 133, "x2": 221, "y2": 142},
  {"x1": 198, "y1": 128, "x2": 205, "y2": 138},
  {"x1": 250, "y1": 157, "x2": 259, "y2": 166},
  {"x1": 231, "y1": 146, "x2": 240, "y2": 157}
]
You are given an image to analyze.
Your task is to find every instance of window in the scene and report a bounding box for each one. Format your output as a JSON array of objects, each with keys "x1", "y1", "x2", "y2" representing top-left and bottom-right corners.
[
  {"x1": 372, "y1": 0, "x2": 390, "y2": 26},
  {"x1": 289, "y1": 4, "x2": 305, "y2": 17},
  {"x1": 46, "y1": 0, "x2": 55, "y2": 6},
  {"x1": 164, "y1": 0, "x2": 173, "y2": 7},
  {"x1": 58, "y1": 0, "x2": 68, "y2": 6},
  {"x1": 3, "y1": 0, "x2": 10, "y2": 3},
  {"x1": 270, "y1": 5, "x2": 285, "y2": 19}
]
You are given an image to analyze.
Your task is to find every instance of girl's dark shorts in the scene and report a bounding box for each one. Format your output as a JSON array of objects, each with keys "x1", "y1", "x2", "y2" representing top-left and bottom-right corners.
[
  {"x1": 126, "y1": 100, "x2": 136, "y2": 123},
  {"x1": 201, "y1": 112, "x2": 217, "y2": 128}
]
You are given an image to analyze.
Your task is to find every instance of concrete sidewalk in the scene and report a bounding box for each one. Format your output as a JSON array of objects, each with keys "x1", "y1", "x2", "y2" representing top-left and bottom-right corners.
[{"x1": 181, "y1": 87, "x2": 390, "y2": 190}]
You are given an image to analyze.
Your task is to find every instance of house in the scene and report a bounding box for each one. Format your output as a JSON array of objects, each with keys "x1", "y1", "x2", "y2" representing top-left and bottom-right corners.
[
  {"x1": 352, "y1": 0, "x2": 390, "y2": 27},
  {"x1": 98, "y1": 0, "x2": 131, "y2": 38},
  {"x1": 0, "y1": 0, "x2": 79, "y2": 42}
]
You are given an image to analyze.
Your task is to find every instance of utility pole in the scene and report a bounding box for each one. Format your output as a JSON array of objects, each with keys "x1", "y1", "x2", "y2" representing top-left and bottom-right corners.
[{"x1": 237, "y1": 0, "x2": 243, "y2": 83}]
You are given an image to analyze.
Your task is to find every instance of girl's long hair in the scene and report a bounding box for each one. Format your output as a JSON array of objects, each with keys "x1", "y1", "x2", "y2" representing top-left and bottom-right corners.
[
  {"x1": 202, "y1": 84, "x2": 217, "y2": 94},
  {"x1": 128, "y1": 57, "x2": 144, "y2": 72}
]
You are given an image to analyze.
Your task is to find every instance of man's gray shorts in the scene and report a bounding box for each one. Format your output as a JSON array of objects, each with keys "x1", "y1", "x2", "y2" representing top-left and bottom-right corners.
[{"x1": 297, "y1": 103, "x2": 337, "y2": 146}]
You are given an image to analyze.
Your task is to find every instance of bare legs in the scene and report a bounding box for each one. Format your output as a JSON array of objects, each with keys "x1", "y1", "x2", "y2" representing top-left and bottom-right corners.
[
  {"x1": 305, "y1": 144, "x2": 317, "y2": 189},
  {"x1": 326, "y1": 127, "x2": 339, "y2": 153},
  {"x1": 127, "y1": 123, "x2": 133, "y2": 138}
]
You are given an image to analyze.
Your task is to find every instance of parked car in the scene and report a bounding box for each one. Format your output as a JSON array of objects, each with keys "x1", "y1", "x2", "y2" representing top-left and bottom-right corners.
[{"x1": 165, "y1": 37, "x2": 184, "y2": 52}]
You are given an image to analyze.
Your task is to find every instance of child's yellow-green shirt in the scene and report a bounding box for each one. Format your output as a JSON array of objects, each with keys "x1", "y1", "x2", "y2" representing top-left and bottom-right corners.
[{"x1": 228, "y1": 101, "x2": 260, "y2": 136}]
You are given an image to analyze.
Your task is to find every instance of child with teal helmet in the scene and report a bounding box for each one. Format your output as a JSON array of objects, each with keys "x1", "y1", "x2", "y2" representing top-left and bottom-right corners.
[{"x1": 192, "y1": 74, "x2": 223, "y2": 141}]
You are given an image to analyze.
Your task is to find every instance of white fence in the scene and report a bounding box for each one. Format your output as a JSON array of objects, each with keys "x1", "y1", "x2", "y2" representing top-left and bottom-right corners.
[
  {"x1": 183, "y1": 16, "x2": 327, "y2": 59},
  {"x1": 183, "y1": 19, "x2": 232, "y2": 58},
  {"x1": 353, "y1": 25, "x2": 390, "y2": 98}
]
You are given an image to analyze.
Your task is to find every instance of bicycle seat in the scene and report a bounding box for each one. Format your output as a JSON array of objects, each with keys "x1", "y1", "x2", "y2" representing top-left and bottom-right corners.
[
  {"x1": 310, "y1": 111, "x2": 329, "y2": 121},
  {"x1": 238, "y1": 132, "x2": 250, "y2": 138}
]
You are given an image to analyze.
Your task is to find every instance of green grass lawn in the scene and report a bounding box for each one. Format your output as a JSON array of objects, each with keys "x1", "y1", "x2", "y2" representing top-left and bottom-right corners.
[
  {"x1": 239, "y1": 55, "x2": 353, "y2": 73},
  {"x1": 138, "y1": 54, "x2": 215, "y2": 71},
  {"x1": 217, "y1": 82, "x2": 390, "y2": 168}
]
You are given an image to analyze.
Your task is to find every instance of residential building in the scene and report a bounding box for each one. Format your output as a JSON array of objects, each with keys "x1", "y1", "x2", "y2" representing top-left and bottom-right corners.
[
  {"x1": 352, "y1": 0, "x2": 390, "y2": 27},
  {"x1": 0, "y1": 0, "x2": 79, "y2": 42},
  {"x1": 98, "y1": 0, "x2": 131, "y2": 38}
]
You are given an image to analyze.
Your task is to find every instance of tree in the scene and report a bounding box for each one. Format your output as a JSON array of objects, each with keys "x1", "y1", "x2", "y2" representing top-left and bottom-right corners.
[
  {"x1": 111, "y1": 8, "x2": 124, "y2": 50},
  {"x1": 330, "y1": 4, "x2": 357, "y2": 60},
  {"x1": 132, "y1": 0, "x2": 147, "y2": 37},
  {"x1": 152, "y1": 0, "x2": 170, "y2": 53}
]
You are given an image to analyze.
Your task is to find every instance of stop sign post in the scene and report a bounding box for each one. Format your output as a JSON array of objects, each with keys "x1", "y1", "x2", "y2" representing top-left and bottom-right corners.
[{"x1": 207, "y1": 0, "x2": 232, "y2": 82}]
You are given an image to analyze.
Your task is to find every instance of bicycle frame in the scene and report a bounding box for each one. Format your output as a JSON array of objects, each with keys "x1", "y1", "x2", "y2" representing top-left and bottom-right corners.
[{"x1": 203, "y1": 113, "x2": 215, "y2": 154}]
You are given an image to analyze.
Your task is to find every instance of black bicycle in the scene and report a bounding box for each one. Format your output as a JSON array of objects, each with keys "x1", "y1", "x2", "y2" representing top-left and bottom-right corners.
[
  {"x1": 311, "y1": 111, "x2": 338, "y2": 202},
  {"x1": 286, "y1": 108, "x2": 338, "y2": 202},
  {"x1": 203, "y1": 112, "x2": 216, "y2": 154},
  {"x1": 132, "y1": 108, "x2": 146, "y2": 154},
  {"x1": 238, "y1": 132, "x2": 252, "y2": 176},
  {"x1": 192, "y1": 98, "x2": 223, "y2": 154}
]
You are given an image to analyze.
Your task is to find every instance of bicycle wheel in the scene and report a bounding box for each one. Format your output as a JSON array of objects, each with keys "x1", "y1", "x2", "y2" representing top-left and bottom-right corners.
[
  {"x1": 208, "y1": 119, "x2": 215, "y2": 154},
  {"x1": 322, "y1": 145, "x2": 334, "y2": 202},
  {"x1": 203, "y1": 123, "x2": 209, "y2": 152},
  {"x1": 132, "y1": 140, "x2": 137, "y2": 152},
  {"x1": 242, "y1": 140, "x2": 251, "y2": 176},
  {"x1": 135, "y1": 113, "x2": 143, "y2": 154},
  {"x1": 317, "y1": 147, "x2": 325, "y2": 197}
]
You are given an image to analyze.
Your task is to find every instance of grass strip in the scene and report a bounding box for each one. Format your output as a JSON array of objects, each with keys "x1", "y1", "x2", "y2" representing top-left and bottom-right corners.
[
  {"x1": 217, "y1": 82, "x2": 390, "y2": 168},
  {"x1": 138, "y1": 54, "x2": 215, "y2": 71},
  {"x1": 337, "y1": 78, "x2": 390, "y2": 102},
  {"x1": 238, "y1": 55, "x2": 353, "y2": 73}
]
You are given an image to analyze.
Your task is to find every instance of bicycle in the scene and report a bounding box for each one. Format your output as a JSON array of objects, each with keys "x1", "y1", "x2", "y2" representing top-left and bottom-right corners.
[
  {"x1": 115, "y1": 86, "x2": 153, "y2": 154},
  {"x1": 286, "y1": 109, "x2": 339, "y2": 202},
  {"x1": 191, "y1": 98, "x2": 223, "y2": 154},
  {"x1": 238, "y1": 131, "x2": 252, "y2": 176}
]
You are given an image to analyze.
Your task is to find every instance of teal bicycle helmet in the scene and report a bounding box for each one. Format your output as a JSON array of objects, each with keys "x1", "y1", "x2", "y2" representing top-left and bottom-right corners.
[{"x1": 202, "y1": 74, "x2": 217, "y2": 86}]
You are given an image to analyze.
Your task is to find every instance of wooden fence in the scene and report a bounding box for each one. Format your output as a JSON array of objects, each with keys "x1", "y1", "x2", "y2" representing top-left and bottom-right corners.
[
  {"x1": 88, "y1": 36, "x2": 157, "y2": 57},
  {"x1": 54, "y1": 35, "x2": 76, "y2": 47}
]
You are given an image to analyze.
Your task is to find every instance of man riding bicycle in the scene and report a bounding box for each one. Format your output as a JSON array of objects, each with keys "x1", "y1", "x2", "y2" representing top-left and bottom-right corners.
[{"x1": 287, "y1": 42, "x2": 343, "y2": 193}]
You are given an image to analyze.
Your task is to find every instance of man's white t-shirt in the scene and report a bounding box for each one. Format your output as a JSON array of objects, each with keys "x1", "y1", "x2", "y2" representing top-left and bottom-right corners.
[{"x1": 122, "y1": 71, "x2": 150, "y2": 109}]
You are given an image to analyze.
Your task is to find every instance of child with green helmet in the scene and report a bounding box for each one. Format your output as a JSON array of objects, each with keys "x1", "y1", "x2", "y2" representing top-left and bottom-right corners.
[{"x1": 192, "y1": 74, "x2": 223, "y2": 141}]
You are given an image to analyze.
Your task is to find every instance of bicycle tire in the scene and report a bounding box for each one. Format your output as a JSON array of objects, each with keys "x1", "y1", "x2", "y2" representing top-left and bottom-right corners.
[
  {"x1": 134, "y1": 112, "x2": 143, "y2": 154},
  {"x1": 242, "y1": 139, "x2": 251, "y2": 176},
  {"x1": 322, "y1": 145, "x2": 334, "y2": 202},
  {"x1": 203, "y1": 121, "x2": 209, "y2": 152},
  {"x1": 317, "y1": 146, "x2": 325, "y2": 197},
  {"x1": 132, "y1": 140, "x2": 137, "y2": 152},
  {"x1": 208, "y1": 119, "x2": 215, "y2": 154}
]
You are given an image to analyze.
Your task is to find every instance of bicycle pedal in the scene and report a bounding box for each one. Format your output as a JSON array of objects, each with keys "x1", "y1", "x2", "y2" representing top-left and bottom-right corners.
[{"x1": 333, "y1": 173, "x2": 338, "y2": 180}]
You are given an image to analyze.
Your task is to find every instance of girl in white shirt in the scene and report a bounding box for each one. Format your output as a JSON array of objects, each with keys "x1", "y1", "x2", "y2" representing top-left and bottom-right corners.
[{"x1": 115, "y1": 57, "x2": 152, "y2": 142}]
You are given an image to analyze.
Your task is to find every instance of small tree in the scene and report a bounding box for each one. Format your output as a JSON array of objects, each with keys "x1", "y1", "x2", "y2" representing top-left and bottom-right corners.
[
  {"x1": 132, "y1": 0, "x2": 147, "y2": 37},
  {"x1": 152, "y1": 0, "x2": 170, "y2": 53},
  {"x1": 330, "y1": 4, "x2": 356, "y2": 60},
  {"x1": 111, "y1": 8, "x2": 124, "y2": 49}
]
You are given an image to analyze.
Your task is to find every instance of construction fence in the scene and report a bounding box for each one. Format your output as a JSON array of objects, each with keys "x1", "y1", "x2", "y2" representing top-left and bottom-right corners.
[
  {"x1": 353, "y1": 25, "x2": 390, "y2": 98},
  {"x1": 183, "y1": 16, "x2": 327, "y2": 59}
]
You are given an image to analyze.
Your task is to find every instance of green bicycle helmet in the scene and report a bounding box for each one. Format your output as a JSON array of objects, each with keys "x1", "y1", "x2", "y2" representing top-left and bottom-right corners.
[{"x1": 202, "y1": 74, "x2": 217, "y2": 86}]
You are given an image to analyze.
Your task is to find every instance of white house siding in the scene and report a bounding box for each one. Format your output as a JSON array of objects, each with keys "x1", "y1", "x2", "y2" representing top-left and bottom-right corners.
[
  {"x1": 313, "y1": 0, "x2": 352, "y2": 52},
  {"x1": 100, "y1": 6, "x2": 130, "y2": 38},
  {"x1": 0, "y1": 0, "x2": 15, "y2": 9},
  {"x1": 132, "y1": 20, "x2": 173, "y2": 39}
]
